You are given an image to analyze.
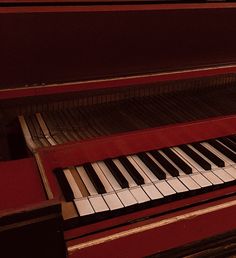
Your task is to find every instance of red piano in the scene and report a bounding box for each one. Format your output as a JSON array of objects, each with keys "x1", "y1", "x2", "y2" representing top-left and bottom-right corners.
[{"x1": 1, "y1": 1, "x2": 236, "y2": 257}]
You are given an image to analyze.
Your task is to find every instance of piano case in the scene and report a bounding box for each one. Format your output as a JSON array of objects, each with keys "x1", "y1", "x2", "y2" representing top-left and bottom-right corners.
[{"x1": 1, "y1": 2, "x2": 236, "y2": 257}]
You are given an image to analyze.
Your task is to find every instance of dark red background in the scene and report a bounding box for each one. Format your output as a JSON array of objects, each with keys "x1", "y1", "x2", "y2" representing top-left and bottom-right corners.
[{"x1": 1, "y1": 3, "x2": 236, "y2": 88}]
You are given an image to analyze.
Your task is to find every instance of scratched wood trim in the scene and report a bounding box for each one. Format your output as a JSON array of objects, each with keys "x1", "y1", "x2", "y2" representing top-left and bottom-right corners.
[{"x1": 67, "y1": 199, "x2": 236, "y2": 254}]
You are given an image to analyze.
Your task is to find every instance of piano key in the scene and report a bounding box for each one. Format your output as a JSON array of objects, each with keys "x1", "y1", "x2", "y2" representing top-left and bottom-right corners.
[
  {"x1": 83, "y1": 163, "x2": 106, "y2": 194},
  {"x1": 126, "y1": 156, "x2": 151, "y2": 183},
  {"x1": 173, "y1": 147, "x2": 204, "y2": 172},
  {"x1": 166, "y1": 178, "x2": 188, "y2": 193},
  {"x1": 129, "y1": 186, "x2": 150, "y2": 203},
  {"x1": 228, "y1": 135, "x2": 236, "y2": 144},
  {"x1": 113, "y1": 159, "x2": 151, "y2": 202},
  {"x1": 74, "y1": 197, "x2": 95, "y2": 216},
  {"x1": 54, "y1": 168, "x2": 74, "y2": 201},
  {"x1": 88, "y1": 195, "x2": 110, "y2": 213},
  {"x1": 191, "y1": 142, "x2": 225, "y2": 167},
  {"x1": 97, "y1": 161, "x2": 122, "y2": 191},
  {"x1": 208, "y1": 139, "x2": 236, "y2": 163},
  {"x1": 149, "y1": 150, "x2": 179, "y2": 177},
  {"x1": 179, "y1": 145, "x2": 211, "y2": 170},
  {"x1": 159, "y1": 150, "x2": 201, "y2": 190},
  {"x1": 112, "y1": 159, "x2": 137, "y2": 187},
  {"x1": 104, "y1": 159, "x2": 129, "y2": 188},
  {"x1": 218, "y1": 137, "x2": 236, "y2": 152},
  {"x1": 91, "y1": 163, "x2": 124, "y2": 210},
  {"x1": 142, "y1": 183, "x2": 163, "y2": 200},
  {"x1": 76, "y1": 166, "x2": 97, "y2": 195},
  {"x1": 118, "y1": 156, "x2": 145, "y2": 185},
  {"x1": 202, "y1": 142, "x2": 233, "y2": 166},
  {"x1": 190, "y1": 173, "x2": 212, "y2": 187},
  {"x1": 212, "y1": 168, "x2": 234, "y2": 183},
  {"x1": 161, "y1": 148, "x2": 192, "y2": 174},
  {"x1": 116, "y1": 189, "x2": 137, "y2": 207},
  {"x1": 137, "y1": 152, "x2": 166, "y2": 180},
  {"x1": 201, "y1": 171, "x2": 223, "y2": 185},
  {"x1": 97, "y1": 162, "x2": 137, "y2": 206},
  {"x1": 224, "y1": 166, "x2": 236, "y2": 179},
  {"x1": 188, "y1": 144, "x2": 219, "y2": 170},
  {"x1": 70, "y1": 167, "x2": 89, "y2": 197},
  {"x1": 91, "y1": 163, "x2": 114, "y2": 192},
  {"x1": 102, "y1": 192, "x2": 124, "y2": 210},
  {"x1": 154, "y1": 181, "x2": 176, "y2": 196},
  {"x1": 178, "y1": 175, "x2": 201, "y2": 190},
  {"x1": 174, "y1": 147, "x2": 220, "y2": 188},
  {"x1": 63, "y1": 169, "x2": 83, "y2": 199},
  {"x1": 130, "y1": 155, "x2": 159, "y2": 182}
]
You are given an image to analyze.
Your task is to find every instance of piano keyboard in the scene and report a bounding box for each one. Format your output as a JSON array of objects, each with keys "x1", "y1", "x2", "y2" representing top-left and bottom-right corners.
[
  {"x1": 19, "y1": 86, "x2": 236, "y2": 148},
  {"x1": 55, "y1": 135, "x2": 236, "y2": 221}
]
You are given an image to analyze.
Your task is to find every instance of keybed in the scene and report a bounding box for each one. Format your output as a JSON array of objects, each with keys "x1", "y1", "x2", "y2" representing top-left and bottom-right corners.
[{"x1": 55, "y1": 135, "x2": 236, "y2": 221}]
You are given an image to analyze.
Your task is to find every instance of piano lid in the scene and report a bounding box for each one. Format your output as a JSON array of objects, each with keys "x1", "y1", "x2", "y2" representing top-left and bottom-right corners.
[{"x1": 1, "y1": 2, "x2": 236, "y2": 89}]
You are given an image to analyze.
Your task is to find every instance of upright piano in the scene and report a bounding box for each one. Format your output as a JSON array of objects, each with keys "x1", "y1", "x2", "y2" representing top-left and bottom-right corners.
[{"x1": 1, "y1": 1, "x2": 236, "y2": 257}]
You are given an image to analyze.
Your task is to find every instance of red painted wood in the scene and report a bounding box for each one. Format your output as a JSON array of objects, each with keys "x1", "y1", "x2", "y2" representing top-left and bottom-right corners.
[
  {"x1": 67, "y1": 195, "x2": 236, "y2": 258},
  {"x1": 64, "y1": 184, "x2": 236, "y2": 240},
  {"x1": 1, "y1": 4, "x2": 236, "y2": 88},
  {"x1": 38, "y1": 115, "x2": 236, "y2": 171},
  {"x1": 0, "y1": 158, "x2": 47, "y2": 212},
  {"x1": 1, "y1": 65, "x2": 236, "y2": 100}
]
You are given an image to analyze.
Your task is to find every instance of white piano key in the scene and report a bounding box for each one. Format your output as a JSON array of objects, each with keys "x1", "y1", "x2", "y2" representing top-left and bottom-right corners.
[
  {"x1": 212, "y1": 168, "x2": 234, "y2": 183},
  {"x1": 154, "y1": 180, "x2": 175, "y2": 196},
  {"x1": 131, "y1": 155, "x2": 158, "y2": 182},
  {"x1": 202, "y1": 142, "x2": 233, "y2": 166},
  {"x1": 146, "y1": 152, "x2": 170, "y2": 177},
  {"x1": 127, "y1": 156, "x2": 151, "y2": 183},
  {"x1": 166, "y1": 178, "x2": 188, "y2": 193},
  {"x1": 190, "y1": 172, "x2": 212, "y2": 187},
  {"x1": 74, "y1": 197, "x2": 94, "y2": 216},
  {"x1": 224, "y1": 166, "x2": 236, "y2": 179},
  {"x1": 216, "y1": 139, "x2": 236, "y2": 153},
  {"x1": 178, "y1": 175, "x2": 201, "y2": 190},
  {"x1": 103, "y1": 192, "x2": 124, "y2": 210},
  {"x1": 76, "y1": 166, "x2": 97, "y2": 195},
  {"x1": 116, "y1": 189, "x2": 137, "y2": 207},
  {"x1": 129, "y1": 186, "x2": 150, "y2": 203},
  {"x1": 142, "y1": 183, "x2": 163, "y2": 200},
  {"x1": 188, "y1": 144, "x2": 218, "y2": 170},
  {"x1": 97, "y1": 161, "x2": 122, "y2": 191},
  {"x1": 91, "y1": 162, "x2": 113, "y2": 192},
  {"x1": 201, "y1": 171, "x2": 223, "y2": 185},
  {"x1": 173, "y1": 147, "x2": 203, "y2": 172},
  {"x1": 113, "y1": 159, "x2": 137, "y2": 187},
  {"x1": 63, "y1": 169, "x2": 83, "y2": 199},
  {"x1": 89, "y1": 195, "x2": 110, "y2": 213}
]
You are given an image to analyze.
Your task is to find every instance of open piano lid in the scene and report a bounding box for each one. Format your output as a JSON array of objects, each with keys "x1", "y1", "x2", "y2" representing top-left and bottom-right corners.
[{"x1": 1, "y1": 1, "x2": 236, "y2": 89}]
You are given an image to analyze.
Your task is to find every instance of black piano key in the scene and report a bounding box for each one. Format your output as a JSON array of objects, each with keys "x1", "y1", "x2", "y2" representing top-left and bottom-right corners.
[
  {"x1": 83, "y1": 163, "x2": 106, "y2": 194},
  {"x1": 161, "y1": 148, "x2": 192, "y2": 174},
  {"x1": 228, "y1": 135, "x2": 236, "y2": 144},
  {"x1": 54, "y1": 168, "x2": 74, "y2": 202},
  {"x1": 208, "y1": 139, "x2": 236, "y2": 163},
  {"x1": 118, "y1": 156, "x2": 145, "y2": 185},
  {"x1": 179, "y1": 145, "x2": 211, "y2": 170},
  {"x1": 149, "y1": 150, "x2": 179, "y2": 177},
  {"x1": 218, "y1": 137, "x2": 236, "y2": 152},
  {"x1": 191, "y1": 142, "x2": 225, "y2": 167},
  {"x1": 137, "y1": 152, "x2": 166, "y2": 180},
  {"x1": 104, "y1": 159, "x2": 129, "y2": 189}
]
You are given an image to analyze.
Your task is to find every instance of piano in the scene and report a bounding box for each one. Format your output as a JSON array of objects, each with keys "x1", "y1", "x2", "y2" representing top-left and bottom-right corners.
[{"x1": 1, "y1": 1, "x2": 236, "y2": 257}]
